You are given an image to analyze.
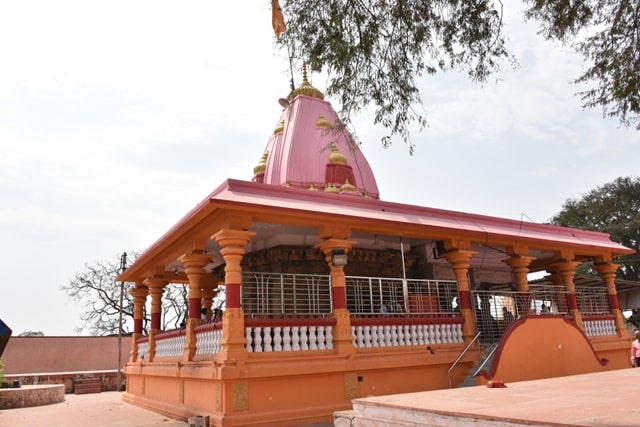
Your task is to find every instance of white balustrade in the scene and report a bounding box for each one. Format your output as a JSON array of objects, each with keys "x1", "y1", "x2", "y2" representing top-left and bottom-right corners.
[
  {"x1": 137, "y1": 341, "x2": 149, "y2": 359},
  {"x1": 245, "y1": 324, "x2": 334, "y2": 352},
  {"x1": 155, "y1": 334, "x2": 186, "y2": 358},
  {"x1": 584, "y1": 319, "x2": 616, "y2": 337},
  {"x1": 351, "y1": 322, "x2": 463, "y2": 348}
]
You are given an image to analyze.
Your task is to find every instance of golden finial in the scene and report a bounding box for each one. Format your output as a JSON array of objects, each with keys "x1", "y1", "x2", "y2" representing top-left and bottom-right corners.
[
  {"x1": 308, "y1": 183, "x2": 318, "y2": 191},
  {"x1": 328, "y1": 143, "x2": 348, "y2": 165},
  {"x1": 289, "y1": 62, "x2": 324, "y2": 100},
  {"x1": 274, "y1": 120, "x2": 285, "y2": 134},
  {"x1": 253, "y1": 152, "x2": 269, "y2": 175},
  {"x1": 316, "y1": 114, "x2": 332, "y2": 129},
  {"x1": 340, "y1": 180, "x2": 357, "y2": 192},
  {"x1": 323, "y1": 183, "x2": 340, "y2": 194}
]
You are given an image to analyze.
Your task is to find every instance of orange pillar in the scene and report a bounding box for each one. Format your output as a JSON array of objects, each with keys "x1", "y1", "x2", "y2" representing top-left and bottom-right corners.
[
  {"x1": 129, "y1": 285, "x2": 149, "y2": 362},
  {"x1": 144, "y1": 277, "x2": 166, "y2": 362},
  {"x1": 178, "y1": 252, "x2": 212, "y2": 362},
  {"x1": 549, "y1": 261, "x2": 583, "y2": 329},
  {"x1": 594, "y1": 261, "x2": 625, "y2": 337},
  {"x1": 315, "y1": 238, "x2": 357, "y2": 355},
  {"x1": 503, "y1": 255, "x2": 536, "y2": 316},
  {"x1": 443, "y1": 249, "x2": 477, "y2": 342},
  {"x1": 213, "y1": 228, "x2": 256, "y2": 362}
]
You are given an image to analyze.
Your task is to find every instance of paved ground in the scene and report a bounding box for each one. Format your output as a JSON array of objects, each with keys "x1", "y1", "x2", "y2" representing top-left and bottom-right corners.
[
  {"x1": 1, "y1": 368, "x2": 639, "y2": 426},
  {"x1": 0, "y1": 391, "x2": 186, "y2": 427}
]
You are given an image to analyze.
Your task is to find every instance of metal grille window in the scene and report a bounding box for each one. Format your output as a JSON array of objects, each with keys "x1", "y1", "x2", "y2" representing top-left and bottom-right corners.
[
  {"x1": 575, "y1": 286, "x2": 610, "y2": 316},
  {"x1": 242, "y1": 272, "x2": 332, "y2": 316},
  {"x1": 345, "y1": 276, "x2": 458, "y2": 316}
]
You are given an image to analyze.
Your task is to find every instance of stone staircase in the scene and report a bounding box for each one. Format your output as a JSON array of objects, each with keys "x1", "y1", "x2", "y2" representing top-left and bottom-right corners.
[
  {"x1": 74, "y1": 377, "x2": 103, "y2": 394},
  {"x1": 458, "y1": 342, "x2": 498, "y2": 387}
]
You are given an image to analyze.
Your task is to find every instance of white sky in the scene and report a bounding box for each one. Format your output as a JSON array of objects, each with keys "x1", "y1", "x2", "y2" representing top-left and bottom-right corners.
[{"x1": 1, "y1": 1, "x2": 638, "y2": 336}]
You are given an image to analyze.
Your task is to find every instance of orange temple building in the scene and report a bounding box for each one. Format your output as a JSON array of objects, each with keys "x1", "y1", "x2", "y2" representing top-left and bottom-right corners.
[{"x1": 118, "y1": 70, "x2": 635, "y2": 426}]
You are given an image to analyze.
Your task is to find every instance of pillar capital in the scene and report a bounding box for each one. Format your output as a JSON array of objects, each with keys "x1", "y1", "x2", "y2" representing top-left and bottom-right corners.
[
  {"x1": 442, "y1": 249, "x2": 477, "y2": 269},
  {"x1": 503, "y1": 255, "x2": 536, "y2": 292},
  {"x1": 212, "y1": 229, "x2": 256, "y2": 248},
  {"x1": 593, "y1": 261, "x2": 620, "y2": 278},
  {"x1": 144, "y1": 276, "x2": 168, "y2": 289},
  {"x1": 502, "y1": 255, "x2": 536, "y2": 270},
  {"x1": 315, "y1": 238, "x2": 357, "y2": 259},
  {"x1": 129, "y1": 286, "x2": 149, "y2": 300}
]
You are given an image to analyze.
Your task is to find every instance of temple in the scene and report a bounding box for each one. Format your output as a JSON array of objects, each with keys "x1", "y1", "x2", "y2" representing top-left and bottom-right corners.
[{"x1": 118, "y1": 69, "x2": 635, "y2": 427}]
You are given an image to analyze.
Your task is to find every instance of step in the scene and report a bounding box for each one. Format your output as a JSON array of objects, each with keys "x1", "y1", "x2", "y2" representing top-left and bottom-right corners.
[{"x1": 74, "y1": 378, "x2": 102, "y2": 394}]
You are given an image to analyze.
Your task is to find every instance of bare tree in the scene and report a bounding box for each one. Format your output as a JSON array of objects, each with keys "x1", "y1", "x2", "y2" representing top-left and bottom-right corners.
[{"x1": 61, "y1": 252, "x2": 189, "y2": 336}]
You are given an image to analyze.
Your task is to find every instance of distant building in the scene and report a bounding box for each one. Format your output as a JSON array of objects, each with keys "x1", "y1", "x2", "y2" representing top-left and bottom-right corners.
[{"x1": 118, "y1": 69, "x2": 635, "y2": 426}]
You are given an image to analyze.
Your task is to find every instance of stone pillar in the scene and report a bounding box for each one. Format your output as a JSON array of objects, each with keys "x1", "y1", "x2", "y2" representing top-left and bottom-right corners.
[
  {"x1": 594, "y1": 261, "x2": 625, "y2": 336},
  {"x1": 144, "y1": 277, "x2": 166, "y2": 362},
  {"x1": 443, "y1": 249, "x2": 477, "y2": 342},
  {"x1": 178, "y1": 252, "x2": 212, "y2": 362},
  {"x1": 212, "y1": 228, "x2": 256, "y2": 362},
  {"x1": 503, "y1": 255, "x2": 536, "y2": 316},
  {"x1": 315, "y1": 238, "x2": 357, "y2": 355},
  {"x1": 129, "y1": 285, "x2": 149, "y2": 362},
  {"x1": 548, "y1": 261, "x2": 583, "y2": 329},
  {"x1": 201, "y1": 278, "x2": 218, "y2": 321}
]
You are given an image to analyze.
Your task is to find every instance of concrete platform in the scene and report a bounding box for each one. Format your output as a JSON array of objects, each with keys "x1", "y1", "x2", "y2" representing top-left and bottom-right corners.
[
  {"x1": 0, "y1": 385, "x2": 65, "y2": 409},
  {"x1": 336, "y1": 368, "x2": 640, "y2": 426}
]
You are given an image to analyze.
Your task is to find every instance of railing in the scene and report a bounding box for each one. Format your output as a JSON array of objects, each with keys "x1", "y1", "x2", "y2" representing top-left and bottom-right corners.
[
  {"x1": 576, "y1": 287, "x2": 610, "y2": 316},
  {"x1": 350, "y1": 316, "x2": 463, "y2": 348},
  {"x1": 346, "y1": 277, "x2": 459, "y2": 316},
  {"x1": 242, "y1": 272, "x2": 332, "y2": 316},
  {"x1": 194, "y1": 322, "x2": 223, "y2": 355},
  {"x1": 448, "y1": 331, "x2": 482, "y2": 388},
  {"x1": 245, "y1": 317, "x2": 335, "y2": 352},
  {"x1": 153, "y1": 329, "x2": 186, "y2": 359},
  {"x1": 583, "y1": 315, "x2": 616, "y2": 336}
]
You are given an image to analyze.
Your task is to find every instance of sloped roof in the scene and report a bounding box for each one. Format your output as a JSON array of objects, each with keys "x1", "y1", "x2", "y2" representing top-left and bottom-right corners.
[{"x1": 119, "y1": 178, "x2": 634, "y2": 281}]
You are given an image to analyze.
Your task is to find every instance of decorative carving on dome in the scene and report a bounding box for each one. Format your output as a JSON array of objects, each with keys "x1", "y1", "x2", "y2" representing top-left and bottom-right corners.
[
  {"x1": 316, "y1": 115, "x2": 332, "y2": 129},
  {"x1": 273, "y1": 120, "x2": 285, "y2": 134},
  {"x1": 308, "y1": 183, "x2": 318, "y2": 191},
  {"x1": 340, "y1": 180, "x2": 357, "y2": 192},
  {"x1": 252, "y1": 152, "x2": 268, "y2": 184},
  {"x1": 323, "y1": 183, "x2": 340, "y2": 194}
]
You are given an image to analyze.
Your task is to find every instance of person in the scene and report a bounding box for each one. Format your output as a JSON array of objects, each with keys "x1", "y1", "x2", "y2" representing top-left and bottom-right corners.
[
  {"x1": 201, "y1": 307, "x2": 208, "y2": 321},
  {"x1": 502, "y1": 306, "x2": 515, "y2": 323},
  {"x1": 630, "y1": 330, "x2": 640, "y2": 367}
]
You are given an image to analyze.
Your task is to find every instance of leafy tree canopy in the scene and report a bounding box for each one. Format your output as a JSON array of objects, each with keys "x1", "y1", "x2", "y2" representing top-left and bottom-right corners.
[
  {"x1": 552, "y1": 176, "x2": 640, "y2": 281},
  {"x1": 277, "y1": 0, "x2": 639, "y2": 152}
]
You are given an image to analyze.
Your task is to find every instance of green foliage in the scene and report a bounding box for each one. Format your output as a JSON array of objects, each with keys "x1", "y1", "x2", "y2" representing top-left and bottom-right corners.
[
  {"x1": 525, "y1": 0, "x2": 640, "y2": 129},
  {"x1": 552, "y1": 176, "x2": 640, "y2": 281},
  {"x1": 278, "y1": 0, "x2": 513, "y2": 153},
  {"x1": 0, "y1": 358, "x2": 4, "y2": 384},
  {"x1": 277, "y1": 0, "x2": 639, "y2": 152}
]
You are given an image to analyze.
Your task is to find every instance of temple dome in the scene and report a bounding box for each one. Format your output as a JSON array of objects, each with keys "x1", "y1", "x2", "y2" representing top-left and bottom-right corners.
[{"x1": 252, "y1": 69, "x2": 380, "y2": 200}]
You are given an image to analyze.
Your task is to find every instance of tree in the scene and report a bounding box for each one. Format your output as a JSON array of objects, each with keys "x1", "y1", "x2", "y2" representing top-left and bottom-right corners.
[
  {"x1": 525, "y1": 0, "x2": 640, "y2": 130},
  {"x1": 276, "y1": 0, "x2": 639, "y2": 152},
  {"x1": 61, "y1": 252, "x2": 189, "y2": 335},
  {"x1": 551, "y1": 176, "x2": 640, "y2": 328},
  {"x1": 18, "y1": 331, "x2": 44, "y2": 337}
]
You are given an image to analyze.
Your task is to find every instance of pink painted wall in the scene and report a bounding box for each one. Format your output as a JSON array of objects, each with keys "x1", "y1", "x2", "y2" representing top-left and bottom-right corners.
[{"x1": 2, "y1": 336, "x2": 132, "y2": 374}]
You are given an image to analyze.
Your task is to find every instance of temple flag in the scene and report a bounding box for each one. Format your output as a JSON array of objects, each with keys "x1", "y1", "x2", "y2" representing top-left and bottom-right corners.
[{"x1": 272, "y1": 0, "x2": 286, "y2": 38}]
